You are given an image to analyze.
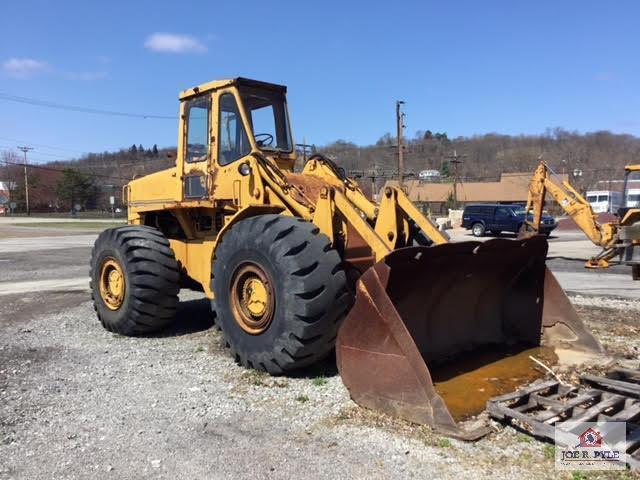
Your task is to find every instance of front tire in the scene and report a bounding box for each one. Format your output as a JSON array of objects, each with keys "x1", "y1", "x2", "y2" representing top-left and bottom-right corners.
[
  {"x1": 90, "y1": 226, "x2": 180, "y2": 335},
  {"x1": 472, "y1": 222, "x2": 486, "y2": 237},
  {"x1": 212, "y1": 215, "x2": 352, "y2": 374}
]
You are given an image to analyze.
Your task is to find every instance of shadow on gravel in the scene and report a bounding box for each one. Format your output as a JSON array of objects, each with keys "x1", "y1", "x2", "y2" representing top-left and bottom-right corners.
[
  {"x1": 147, "y1": 296, "x2": 340, "y2": 378},
  {"x1": 287, "y1": 352, "x2": 339, "y2": 379},
  {"x1": 149, "y1": 298, "x2": 216, "y2": 338}
]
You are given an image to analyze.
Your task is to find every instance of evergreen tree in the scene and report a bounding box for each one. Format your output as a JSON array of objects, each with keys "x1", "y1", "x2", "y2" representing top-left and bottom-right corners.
[
  {"x1": 55, "y1": 168, "x2": 96, "y2": 210},
  {"x1": 440, "y1": 159, "x2": 450, "y2": 177}
]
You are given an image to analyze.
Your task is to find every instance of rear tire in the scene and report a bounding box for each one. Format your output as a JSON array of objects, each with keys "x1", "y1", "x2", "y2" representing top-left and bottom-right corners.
[
  {"x1": 472, "y1": 222, "x2": 485, "y2": 237},
  {"x1": 90, "y1": 226, "x2": 180, "y2": 335},
  {"x1": 212, "y1": 215, "x2": 352, "y2": 374}
]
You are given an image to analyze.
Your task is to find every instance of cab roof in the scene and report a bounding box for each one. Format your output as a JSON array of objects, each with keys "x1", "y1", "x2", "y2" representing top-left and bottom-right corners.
[
  {"x1": 179, "y1": 77, "x2": 287, "y2": 100},
  {"x1": 625, "y1": 165, "x2": 640, "y2": 172}
]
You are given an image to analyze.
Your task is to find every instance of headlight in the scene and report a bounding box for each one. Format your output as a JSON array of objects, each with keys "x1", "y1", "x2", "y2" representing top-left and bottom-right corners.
[{"x1": 238, "y1": 162, "x2": 251, "y2": 176}]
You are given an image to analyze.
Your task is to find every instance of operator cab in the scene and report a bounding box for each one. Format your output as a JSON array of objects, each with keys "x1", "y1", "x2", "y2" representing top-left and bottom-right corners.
[{"x1": 180, "y1": 77, "x2": 294, "y2": 167}]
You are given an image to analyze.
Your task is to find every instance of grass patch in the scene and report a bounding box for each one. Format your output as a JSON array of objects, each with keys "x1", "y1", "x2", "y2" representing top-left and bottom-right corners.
[
  {"x1": 436, "y1": 438, "x2": 451, "y2": 448},
  {"x1": 296, "y1": 395, "x2": 310, "y2": 403},
  {"x1": 517, "y1": 433, "x2": 534, "y2": 443},
  {"x1": 240, "y1": 369, "x2": 268, "y2": 387},
  {"x1": 195, "y1": 345, "x2": 205, "y2": 353},
  {"x1": 329, "y1": 406, "x2": 440, "y2": 447},
  {"x1": 313, "y1": 376, "x2": 327, "y2": 387},
  {"x1": 543, "y1": 444, "x2": 555, "y2": 460}
]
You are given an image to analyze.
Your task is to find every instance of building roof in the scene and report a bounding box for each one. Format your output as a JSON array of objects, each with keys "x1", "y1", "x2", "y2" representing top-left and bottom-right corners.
[{"x1": 384, "y1": 172, "x2": 569, "y2": 203}]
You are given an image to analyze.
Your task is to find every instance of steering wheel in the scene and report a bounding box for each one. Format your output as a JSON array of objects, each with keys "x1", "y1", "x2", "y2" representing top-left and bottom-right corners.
[{"x1": 254, "y1": 133, "x2": 274, "y2": 147}]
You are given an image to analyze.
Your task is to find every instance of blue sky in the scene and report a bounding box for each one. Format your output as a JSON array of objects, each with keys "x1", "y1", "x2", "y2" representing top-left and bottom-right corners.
[{"x1": 1, "y1": 0, "x2": 639, "y2": 163}]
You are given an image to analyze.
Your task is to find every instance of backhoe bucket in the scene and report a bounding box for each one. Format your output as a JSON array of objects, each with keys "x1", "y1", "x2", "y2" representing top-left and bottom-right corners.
[{"x1": 336, "y1": 235, "x2": 601, "y2": 439}]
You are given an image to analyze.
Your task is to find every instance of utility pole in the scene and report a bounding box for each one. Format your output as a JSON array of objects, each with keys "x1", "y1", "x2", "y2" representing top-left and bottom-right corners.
[
  {"x1": 367, "y1": 167, "x2": 380, "y2": 201},
  {"x1": 295, "y1": 139, "x2": 314, "y2": 165},
  {"x1": 446, "y1": 149, "x2": 467, "y2": 209},
  {"x1": 396, "y1": 100, "x2": 405, "y2": 187},
  {"x1": 17, "y1": 146, "x2": 33, "y2": 216}
]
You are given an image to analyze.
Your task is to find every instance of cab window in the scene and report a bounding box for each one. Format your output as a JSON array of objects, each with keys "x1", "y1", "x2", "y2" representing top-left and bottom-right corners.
[
  {"x1": 219, "y1": 93, "x2": 251, "y2": 165},
  {"x1": 241, "y1": 87, "x2": 292, "y2": 152},
  {"x1": 185, "y1": 97, "x2": 210, "y2": 163}
]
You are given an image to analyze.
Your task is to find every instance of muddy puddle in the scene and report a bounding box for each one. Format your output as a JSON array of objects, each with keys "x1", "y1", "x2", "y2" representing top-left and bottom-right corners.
[{"x1": 431, "y1": 345, "x2": 558, "y2": 421}]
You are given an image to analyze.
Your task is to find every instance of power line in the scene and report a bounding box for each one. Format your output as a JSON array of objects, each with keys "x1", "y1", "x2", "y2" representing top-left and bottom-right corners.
[
  {"x1": 0, "y1": 146, "x2": 71, "y2": 160},
  {"x1": 0, "y1": 92, "x2": 174, "y2": 120}
]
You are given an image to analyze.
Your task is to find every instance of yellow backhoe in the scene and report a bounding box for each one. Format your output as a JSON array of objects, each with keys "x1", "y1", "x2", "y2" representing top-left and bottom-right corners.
[
  {"x1": 90, "y1": 78, "x2": 601, "y2": 438},
  {"x1": 522, "y1": 160, "x2": 640, "y2": 279}
]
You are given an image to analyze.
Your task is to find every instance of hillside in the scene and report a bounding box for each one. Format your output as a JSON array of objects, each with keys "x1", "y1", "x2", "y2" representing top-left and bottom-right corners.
[{"x1": 2, "y1": 129, "x2": 638, "y2": 210}]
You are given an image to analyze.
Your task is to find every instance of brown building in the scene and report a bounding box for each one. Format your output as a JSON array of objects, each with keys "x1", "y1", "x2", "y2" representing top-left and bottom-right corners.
[{"x1": 383, "y1": 172, "x2": 569, "y2": 215}]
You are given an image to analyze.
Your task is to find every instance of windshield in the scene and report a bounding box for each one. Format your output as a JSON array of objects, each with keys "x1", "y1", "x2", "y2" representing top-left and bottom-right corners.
[
  {"x1": 240, "y1": 87, "x2": 292, "y2": 153},
  {"x1": 513, "y1": 207, "x2": 526, "y2": 216},
  {"x1": 623, "y1": 170, "x2": 640, "y2": 208}
]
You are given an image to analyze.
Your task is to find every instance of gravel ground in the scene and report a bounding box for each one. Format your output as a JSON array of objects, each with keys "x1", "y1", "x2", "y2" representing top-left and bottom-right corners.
[
  {"x1": 0, "y1": 225, "x2": 638, "y2": 479},
  {"x1": 1, "y1": 286, "x2": 638, "y2": 479}
]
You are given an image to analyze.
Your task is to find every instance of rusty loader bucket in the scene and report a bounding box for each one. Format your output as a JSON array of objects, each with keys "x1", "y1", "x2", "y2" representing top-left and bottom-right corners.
[{"x1": 336, "y1": 235, "x2": 602, "y2": 439}]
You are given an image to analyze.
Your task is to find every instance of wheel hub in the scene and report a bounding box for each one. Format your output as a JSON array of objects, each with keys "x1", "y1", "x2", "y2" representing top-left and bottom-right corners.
[
  {"x1": 230, "y1": 263, "x2": 275, "y2": 335},
  {"x1": 99, "y1": 257, "x2": 126, "y2": 310}
]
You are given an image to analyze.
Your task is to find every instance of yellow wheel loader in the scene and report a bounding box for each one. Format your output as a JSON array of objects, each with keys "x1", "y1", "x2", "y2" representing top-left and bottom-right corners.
[
  {"x1": 90, "y1": 78, "x2": 601, "y2": 438},
  {"x1": 522, "y1": 160, "x2": 640, "y2": 279}
]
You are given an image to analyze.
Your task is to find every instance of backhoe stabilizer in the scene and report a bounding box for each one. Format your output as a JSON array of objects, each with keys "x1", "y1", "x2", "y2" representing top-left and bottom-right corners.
[{"x1": 336, "y1": 235, "x2": 601, "y2": 438}]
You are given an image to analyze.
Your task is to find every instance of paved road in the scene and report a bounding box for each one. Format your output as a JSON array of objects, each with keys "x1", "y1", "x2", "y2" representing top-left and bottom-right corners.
[
  {"x1": 553, "y1": 271, "x2": 639, "y2": 299},
  {"x1": 0, "y1": 227, "x2": 638, "y2": 299},
  {"x1": 0, "y1": 277, "x2": 89, "y2": 296},
  {"x1": 0, "y1": 234, "x2": 97, "y2": 254}
]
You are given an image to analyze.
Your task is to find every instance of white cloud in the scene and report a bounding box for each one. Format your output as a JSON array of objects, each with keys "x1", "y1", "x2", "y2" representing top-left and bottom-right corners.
[
  {"x1": 1, "y1": 57, "x2": 106, "y2": 81},
  {"x1": 2, "y1": 58, "x2": 50, "y2": 78},
  {"x1": 62, "y1": 70, "x2": 108, "y2": 81},
  {"x1": 144, "y1": 33, "x2": 207, "y2": 54}
]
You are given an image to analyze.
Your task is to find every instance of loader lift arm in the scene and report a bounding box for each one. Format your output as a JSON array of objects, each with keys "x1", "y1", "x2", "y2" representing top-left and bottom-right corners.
[
  {"x1": 301, "y1": 155, "x2": 449, "y2": 261},
  {"x1": 522, "y1": 160, "x2": 619, "y2": 267}
]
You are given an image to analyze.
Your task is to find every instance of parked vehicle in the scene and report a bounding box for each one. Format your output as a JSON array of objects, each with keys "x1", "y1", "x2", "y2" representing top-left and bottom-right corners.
[
  {"x1": 418, "y1": 169, "x2": 441, "y2": 181},
  {"x1": 626, "y1": 188, "x2": 640, "y2": 209},
  {"x1": 585, "y1": 190, "x2": 622, "y2": 214},
  {"x1": 462, "y1": 204, "x2": 557, "y2": 237}
]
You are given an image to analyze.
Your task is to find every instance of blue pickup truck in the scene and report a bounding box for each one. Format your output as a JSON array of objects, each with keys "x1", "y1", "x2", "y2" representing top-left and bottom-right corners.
[{"x1": 461, "y1": 204, "x2": 557, "y2": 237}]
